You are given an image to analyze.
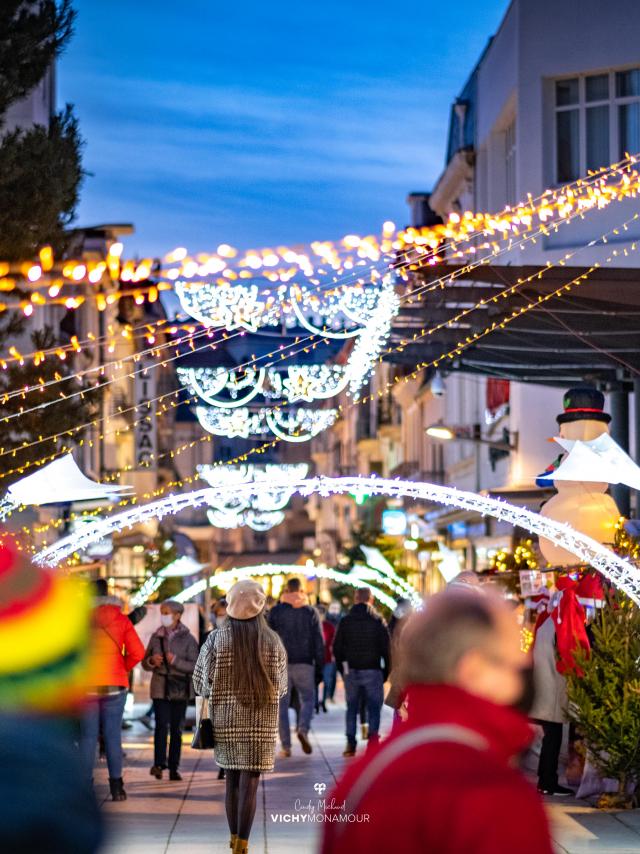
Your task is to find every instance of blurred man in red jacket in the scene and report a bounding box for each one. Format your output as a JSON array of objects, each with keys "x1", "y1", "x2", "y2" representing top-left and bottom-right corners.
[{"x1": 321, "y1": 589, "x2": 553, "y2": 854}]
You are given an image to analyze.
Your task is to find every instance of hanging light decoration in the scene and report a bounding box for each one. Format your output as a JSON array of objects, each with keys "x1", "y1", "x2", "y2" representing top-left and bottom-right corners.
[{"x1": 198, "y1": 462, "x2": 308, "y2": 531}]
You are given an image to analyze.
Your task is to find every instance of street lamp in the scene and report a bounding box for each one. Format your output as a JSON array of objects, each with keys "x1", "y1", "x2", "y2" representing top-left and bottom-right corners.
[{"x1": 425, "y1": 422, "x2": 518, "y2": 452}]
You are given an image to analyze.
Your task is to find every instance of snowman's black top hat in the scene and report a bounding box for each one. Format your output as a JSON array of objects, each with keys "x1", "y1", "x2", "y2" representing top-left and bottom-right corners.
[{"x1": 557, "y1": 386, "x2": 611, "y2": 425}]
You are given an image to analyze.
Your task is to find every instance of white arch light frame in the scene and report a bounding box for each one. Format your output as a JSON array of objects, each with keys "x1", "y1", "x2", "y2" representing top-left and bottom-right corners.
[
  {"x1": 172, "y1": 563, "x2": 399, "y2": 611},
  {"x1": 34, "y1": 476, "x2": 640, "y2": 604}
]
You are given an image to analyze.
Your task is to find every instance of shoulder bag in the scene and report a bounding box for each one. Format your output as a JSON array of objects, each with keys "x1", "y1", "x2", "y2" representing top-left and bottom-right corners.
[
  {"x1": 160, "y1": 636, "x2": 191, "y2": 701},
  {"x1": 191, "y1": 696, "x2": 215, "y2": 750}
]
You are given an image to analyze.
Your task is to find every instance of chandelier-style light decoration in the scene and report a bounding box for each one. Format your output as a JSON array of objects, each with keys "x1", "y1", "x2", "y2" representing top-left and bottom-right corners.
[
  {"x1": 175, "y1": 280, "x2": 384, "y2": 336},
  {"x1": 35, "y1": 476, "x2": 640, "y2": 605},
  {"x1": 194, "y1": 406, "x2": 338, "y2": 441},
  {"x1": 177, "y1": 364, "x2": 348, "y2": 407},
  {"x1": 198, "y1": 462, "x2": 308, "y2": 531}
]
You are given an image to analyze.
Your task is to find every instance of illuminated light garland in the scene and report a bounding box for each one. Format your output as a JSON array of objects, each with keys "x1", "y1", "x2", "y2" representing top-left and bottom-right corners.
[
  {"x1": 177, "y1": 363, "x2": 350, "y2": 407},
  {"x1": 160, "y1": 155, "x2": 639, "y2": 296},
  {"x1": 207, "y1": 508, "x2": 286, "y2": 531},
  {"x1": 172, "y1": 563, "x2": 399, "y2": 611},
  {"x1": 195, "y1": 405, "x2": 338, "y2": 442},
  {"x1": 3, "y1": 166, "x2": 630, "y2": 419},
  {"x1": 198, "y1": 462, "x2": 308, "y2": 531},
  {"x1": 359, "y1": 545, "x2": 422, "y2": 604},
  {"x1": 347, "y1": 276, "x2": 398, "y2": 398},
  {"x1": 6, "y1": 435, "x2": 289, "y2": 550},
  {"x1": 4, "y1": 209, "x2": 636, "y2": 483},
  {"x1": 4, "y1": 198, "x2": 639, "y2": 482},
  {"x1": 356, "y1": 213, "x2": 640, "y2": 406},
  {"x1": 35, "y1": 476, "x2": 640, "y2": 604},
  {"x1": 198, "y1": 462, "x2": 308, "y2": 512}
]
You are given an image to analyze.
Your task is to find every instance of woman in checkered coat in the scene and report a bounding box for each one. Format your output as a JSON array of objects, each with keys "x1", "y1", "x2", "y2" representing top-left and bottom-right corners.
[{"x1": 193, "y1": 580, "x2": 287, "y2": 854}]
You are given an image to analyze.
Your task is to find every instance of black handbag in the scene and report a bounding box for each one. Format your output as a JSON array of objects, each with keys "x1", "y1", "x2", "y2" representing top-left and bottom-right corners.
[
  {"x1": 160, "y1": 637, "x2": 190, "y2": 701},
  {"x1": 191, "y1": 698, "x2": 215, "y2": 749}
]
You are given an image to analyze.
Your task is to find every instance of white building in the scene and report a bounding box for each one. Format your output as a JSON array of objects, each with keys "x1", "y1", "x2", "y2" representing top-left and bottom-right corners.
[{"x1": 413, "y1": 0, "x2": 640, "y2": 565}]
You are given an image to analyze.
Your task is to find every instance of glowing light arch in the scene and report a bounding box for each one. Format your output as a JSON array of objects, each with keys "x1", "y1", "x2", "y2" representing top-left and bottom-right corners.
[
  {"x1": 35, "y1": 477, "x2": 640, "y2": 603},
  {"x1": 172, "y1": 563, "x2": 399, "y2": 610}
]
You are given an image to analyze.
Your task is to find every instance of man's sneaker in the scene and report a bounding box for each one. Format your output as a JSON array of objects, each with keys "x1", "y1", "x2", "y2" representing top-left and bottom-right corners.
[
  {"x1": 298, "y1": 731, "x2": 313, "y2": 754},
  {"x1": 279, "y1": 747, "x2": 292, "y2": 758},
  {"x1": 169, "y1": 770, "x2": 182, "y2": 781},
  {"x1": 342, "y1": 744, "x2": 356, "y2": 758},
  {"x1": 537, "y1": 784, "x2": 574, "y2": 796},
  {"x1": 149, "y1": 765, "x2": 163, "y2": 779}
]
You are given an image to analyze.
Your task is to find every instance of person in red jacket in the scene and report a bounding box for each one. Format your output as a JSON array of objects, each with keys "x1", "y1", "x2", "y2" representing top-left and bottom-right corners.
[
  {"x1": 321, "y1": 589, "x2": 554, "y2": 854},
  {"x1": 80, "y1": 579, "x2": 145, "y2": 802}
]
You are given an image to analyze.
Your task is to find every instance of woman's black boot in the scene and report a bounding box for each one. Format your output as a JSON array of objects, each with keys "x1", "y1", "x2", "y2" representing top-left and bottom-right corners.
[{"x1": 109, "y1": 777, "x2": 127, "y2": 801}]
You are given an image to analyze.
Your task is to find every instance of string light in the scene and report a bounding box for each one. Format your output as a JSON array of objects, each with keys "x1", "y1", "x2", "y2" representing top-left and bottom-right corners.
[
  {"x1": 4, "y1": 208, "x2": 638, "y2": 484},
  {"x1": 33, "y1": 475, "x2": 640, "y2": 605}
]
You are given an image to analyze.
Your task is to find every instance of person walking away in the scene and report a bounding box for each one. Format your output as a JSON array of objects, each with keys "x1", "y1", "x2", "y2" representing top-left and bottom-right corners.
[
  {"x1": 317, "y1": 605, "x2": 336, "y2": 712},
  {"x1": 81, "y1": 578, "x2": 145, "y2": 802},
  {"x1": 143, "y1": 600, "x2": 199, "y2": 781},
  {"x1": 321, "y1": 589, "x2": 554, "y2": 854},
  {"x1": 268, "y1": 578, "x2": 323, "y2": 755},
  {"x1": 332, "y1": 587, "x2": 390, "y2": 756},
  {"x1": 194, "y1": 580, "x2": 287, "y2": 854}
]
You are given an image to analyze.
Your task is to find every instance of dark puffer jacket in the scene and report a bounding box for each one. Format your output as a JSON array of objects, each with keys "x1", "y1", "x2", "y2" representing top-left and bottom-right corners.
[
  {"x1": 268, "y1": 598, "x2": 324, "y2": 675},
  {"x1": 332, "y1": 603, "x2": 391, "y2": 678}
]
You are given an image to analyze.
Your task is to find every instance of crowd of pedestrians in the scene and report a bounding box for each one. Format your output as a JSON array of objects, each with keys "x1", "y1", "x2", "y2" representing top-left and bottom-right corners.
[{"x1": 4, "y1": 546, "x2": 567, "y2": 854}]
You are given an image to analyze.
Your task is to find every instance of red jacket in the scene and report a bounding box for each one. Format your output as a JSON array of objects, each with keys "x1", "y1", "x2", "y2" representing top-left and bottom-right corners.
[
  {"x1": 90, "y1": 600, "x2": 145, "y2": 688},
  {"x1": 322, "y1": 620, "x2": 336, "y2": 664},
  {"x1": 321, "y1": 684, "x2": 553, "y2": 854}
]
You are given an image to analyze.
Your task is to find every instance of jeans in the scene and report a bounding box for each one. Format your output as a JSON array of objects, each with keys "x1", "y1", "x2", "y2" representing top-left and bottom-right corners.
[
  {"x1": 279, "y1": 663, "x2": 315, "y2": 748},
  {"x1": 344, "y1": 669, "x2": 384, "y2": 747},
  {"x1": 537, "y1": 720, "x2": 563, "y2": 790},
  {"x1": 80, "y1": 688, "x2": 127, "y2": 779},
  {"x1": 153, "y1": 698, "x2": 187, "y2": 771},
  {"x1": 322, "y1": 662, "x2": 337, "y2": 702}
]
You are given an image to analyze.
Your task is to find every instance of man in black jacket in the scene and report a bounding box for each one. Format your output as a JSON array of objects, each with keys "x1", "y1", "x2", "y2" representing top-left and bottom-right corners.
[
  {"x1": 268, "y1": 578, "x2": 324, "y2": 756},
  {"x1": 332, "y1": 587, "x2": 390, "y2": 757}
]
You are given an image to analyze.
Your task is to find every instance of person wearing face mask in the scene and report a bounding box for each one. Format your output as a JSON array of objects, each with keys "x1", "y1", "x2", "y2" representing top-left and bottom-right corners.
[{"x1": 142, "y1": 600, "x2": 199, "y2": 781}]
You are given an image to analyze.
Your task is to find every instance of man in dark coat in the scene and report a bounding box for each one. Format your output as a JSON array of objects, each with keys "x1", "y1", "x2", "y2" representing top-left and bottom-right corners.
[
  {"x1": 268, "y1": 578, "x2": 324, "y2": 756},
  {"x1": 321, "y1": 589, "x2": 554, "y2": 854},
  {"x1": 332, "y1": 587, "x2": 390, "y2": 756}
]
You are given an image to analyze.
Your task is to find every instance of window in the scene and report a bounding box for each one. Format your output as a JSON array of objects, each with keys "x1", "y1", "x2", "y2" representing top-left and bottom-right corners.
[{"x1": 554, "y1": 67, "x2": 640, "y2": 183}]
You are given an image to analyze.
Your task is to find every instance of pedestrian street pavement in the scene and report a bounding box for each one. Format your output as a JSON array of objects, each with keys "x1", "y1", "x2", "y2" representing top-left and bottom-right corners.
[{"x1": 95, "y1": 700, "x2": 640, "y2": 854}]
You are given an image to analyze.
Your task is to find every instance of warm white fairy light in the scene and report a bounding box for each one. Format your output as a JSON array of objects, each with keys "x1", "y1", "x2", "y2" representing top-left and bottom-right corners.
[{"x1": 35, "y1": 476, "x2": 640, "y2": 604}]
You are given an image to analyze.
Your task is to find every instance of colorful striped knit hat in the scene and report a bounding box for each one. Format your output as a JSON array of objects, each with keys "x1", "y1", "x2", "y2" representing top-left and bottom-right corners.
[{"x1": 0, "y1": 538, "x2": 92, "y2": 711}]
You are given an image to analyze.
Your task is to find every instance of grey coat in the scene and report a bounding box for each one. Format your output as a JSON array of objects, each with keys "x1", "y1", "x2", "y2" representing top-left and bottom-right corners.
[
  {"x1": 529, "y1": 616, "x2": 568, "y2": 724},
  {"x1": 193, "y1": 624, "x2": 287, "y2": 771},
  {"x1": 142, "y1": 622, "x2": 199, "y2": 701}
]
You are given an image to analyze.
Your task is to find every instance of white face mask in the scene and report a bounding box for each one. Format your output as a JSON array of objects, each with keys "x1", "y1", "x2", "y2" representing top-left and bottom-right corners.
[{"x1": 160, "y1": 614, "x2": 174, "y2": 628}]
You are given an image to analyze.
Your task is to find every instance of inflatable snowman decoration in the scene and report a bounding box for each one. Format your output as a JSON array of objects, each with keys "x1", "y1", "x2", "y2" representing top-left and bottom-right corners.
[{"x1": 538, "y1": 386, "x2": 620, "y2": 566}]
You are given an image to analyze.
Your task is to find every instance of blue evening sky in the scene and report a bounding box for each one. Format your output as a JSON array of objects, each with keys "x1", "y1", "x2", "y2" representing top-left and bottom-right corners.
[{"x1": 59, "y1": 0, "x2": 508, "y2": 258}]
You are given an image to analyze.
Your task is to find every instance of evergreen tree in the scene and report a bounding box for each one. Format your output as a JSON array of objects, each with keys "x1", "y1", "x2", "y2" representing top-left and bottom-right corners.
[
  {"x1": 565, "y1": 591, "x2": 640, "y2": 807},
  {"x1": 0, "y1": 1, "x2": 75, "y2": 115},
  {"x1": 0, "y1": 2, "x2": 93, "y2": 486},
  {"x1": 0, "y1": 1, "x2": 82, "y2": 259}
]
